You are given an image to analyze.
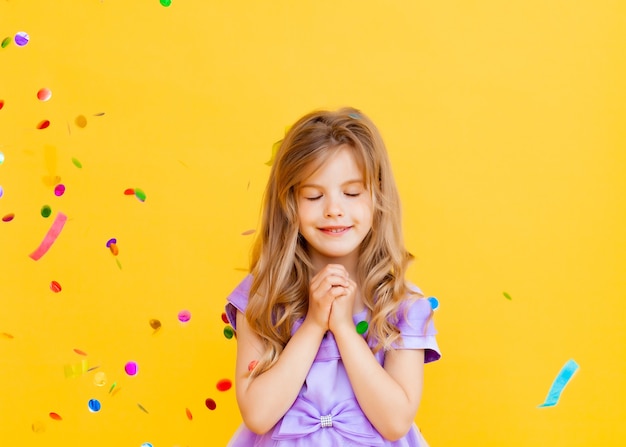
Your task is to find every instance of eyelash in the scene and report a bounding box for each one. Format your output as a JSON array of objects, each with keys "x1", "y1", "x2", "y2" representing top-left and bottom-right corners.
[{"x1": 305, "y1": 192, "x2": 361, "y2": 201}]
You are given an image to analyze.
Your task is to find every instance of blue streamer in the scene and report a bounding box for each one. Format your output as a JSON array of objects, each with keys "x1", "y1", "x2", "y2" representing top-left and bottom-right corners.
[{"x1": 538, "y1": 359, "x2": 579, "y2": 407}]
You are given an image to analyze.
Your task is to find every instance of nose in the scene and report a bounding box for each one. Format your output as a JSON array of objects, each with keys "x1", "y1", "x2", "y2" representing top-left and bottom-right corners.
[{"x1": 324, "y1": 194, "x2": 344, "y2": 218}]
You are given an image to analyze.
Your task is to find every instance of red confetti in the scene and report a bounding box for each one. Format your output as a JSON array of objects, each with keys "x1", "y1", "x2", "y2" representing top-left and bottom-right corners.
[
  {"x1": 0, "y1": 99, "x2": 4, "y2": 110},
  {"x1": 49, "y1": 412, "x2": 62, "y2": 421},
  {"x1": 50, "y1": 281, "x2": 62, "y2": 293},
  {"x1": 185, "y1": 408, "x2": 193, "y2": 420},
  {"x1": 37, "y1": 120, "x2": 50, "y2": 129},
  {"x1": 123, "y1": 188, "x2": 135, "y2": 195},
  {"x1": 2, "y1": 213, "x2": 15, "y2": 222},
  {"x1": 216, "y1": 379, "x2": 232, "y2": 392},
  {"x1": 73, "y1": 348, "x2": 88, "y2": 356},
  {"x1": 221, "y1": 312, "x2": 229, "y2": 324},
  {"x1": 248, "y1": 360, "x2": 258, "y2": 372},
  {"x1": 205, "y1": 398, "x2": 216, "y2": 410}
]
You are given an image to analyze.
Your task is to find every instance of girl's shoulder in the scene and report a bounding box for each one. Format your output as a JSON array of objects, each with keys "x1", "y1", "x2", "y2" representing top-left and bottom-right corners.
[{"x1": 224, "y1": 274, "x2": 253, "y2": 329}]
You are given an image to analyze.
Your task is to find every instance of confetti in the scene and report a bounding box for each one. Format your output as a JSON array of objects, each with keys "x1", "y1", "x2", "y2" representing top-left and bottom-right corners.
[
  {"x1": 134, "y1": 188, "x2": 146, "y2": 202},
  {"x1": 248, "y1": 360, "x2": 258, "y2": 372},
  {"x1": 2, "y1": 213, "x2": 15, "y2": 222},
  {"x1": 178, "y1": 310, "x2": 191, "y2": 323},
  {"x1": 149, "y1": 319, "x2": 162, "y2": 330},
  {"x1": 141, "y1": 443, "x2": 154, "y2": 447},
  {"x1": 50, "y1": 281, "x2": 62, "y2": 293},
  {"x1": 124, "y1": 361, "x2": 138, "y2": 376},
  {"x1": 185, "y1": 408, "x2": 193, "y2": 420},
  {"x1": 73, "y1": 348, "x2": 87, "y2": 356},
  {"x1": 538, "y1": 359, "x2": 579, "y2": 408},
  {"x1": 427, "y1": 296, "x2": 439, "y2": 310},
  {"x1": 266, "y1": 139, "x2": 282, "y2": 166},
  {"x1": 37, "y1": 88, "x2": 52, "y2": 101},
  {"x1": 49, "y1": 412, "x2": 62, "y2": 421},
  {"x1": 93, "y1": 371, "x2": 107, "y2": 386},
  {"x1": 1, "y1": 332, "x2": 15, "y2": 339},
  {"x1": 356, "y1": 320, "x2": 368, "y2": 334},
  {"x1": 109, "y1": 243, "x2": 119, "y2": 256},
  {"x1": 0, "y1": 186, "x2": 4, "y2": 198},
  {"x1": 503, "y1": 292, "x2": 512, "y2": 300},
  {"x1": 241, "y1": 229, "x2": 255, "y2": 235},
  {"x1": 54, "y1": 184, "x2": 65, "y2": 197},
  {"x1": 71, "y1": 157, "x2": 82, "y2": 168},
  {"x1": 14, "y1": 31, "x2": 29, "y2": 47},
  {"x1": 37, "y1": 120, "x2": 50, "y2": 129},
  {"x1": 137, "y1": 403, "x2": 149, "y2": 414},
  {"x1": 106, "y1": 238, "x2": 117, "y2": 248},
  {"x1": 1, "y1": 38, "x2": 10, "y2": 49},
  {"x1": 41, "y1": 205, "x2": 52, "y2": 218},
  {"x1": 0, "y1": 151, "x2": 4, "y2": 163},
  {"x1": 223, "y1": 326, "x2": 234, "y2": 339},
  {"x1": 75, "y1": 115, "x2": 87, "y2": 128},
  {"x1": 124, "y1": 188, "x2": 135, "y2": 195},
  {"x1": 88, "y1": 399, "x2": 101, "y2": 413},
  {"x1": 160, "y1": 0, "x2": 172, "y2": 6},
  {"x1": 108, "y1": 382, "x2": 117, "y2": 394},
  {"x1": 216, "y1": 379, "x2": 232, "y2": 392},
  {"x1": 205, "y1": 398, "x2": 217, "y2": 410},
  {"x1": 221, "y1": 312, "x2": 229, "y2": 324},
  {"x1": 29, "y1": 212, "x2": 67, "y2": 260}
]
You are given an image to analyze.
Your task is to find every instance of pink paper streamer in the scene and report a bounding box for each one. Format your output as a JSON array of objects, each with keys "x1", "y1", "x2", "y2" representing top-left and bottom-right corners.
[{"x1": 29, "y1": 212, "x2": 67, "y2": 260}]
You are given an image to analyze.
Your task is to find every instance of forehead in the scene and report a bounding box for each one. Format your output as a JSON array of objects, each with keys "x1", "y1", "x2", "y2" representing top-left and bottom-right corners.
[{"x1": 299, "y1": 145, "x2": 364, "y2": 185}]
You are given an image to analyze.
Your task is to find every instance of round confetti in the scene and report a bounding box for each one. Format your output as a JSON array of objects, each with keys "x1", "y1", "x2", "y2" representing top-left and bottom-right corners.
[
  {"x1": 134, "y1": 188, "x2": 146, "y2": 202},
  {"x1": 0, "y1": 152, "x2": 4, "y2": 163},
  {"x1": 223, "y1": 326, "x2": 234, "y2": 339},
  {"x1": 41, "y1": 205, "x2": 51, "y2": 218},
  {"x1": 71, "y1": 157, "x2": 82, "y2": 168},
  {"x1": 54, "y1": 184, "x2": 65, "y2": 196},
  {"x1": 160, "y1": 0, "x2": 172, "y2": 6},
  {"x1": 124, "y1": 188, "x2": 135, "y2": 195},
  {"x1": 205, "y1": 398, "x2": 216, "y2": 410},
  {"x1": 124, "y1": 361, "x2": 138, "y2": 376},
  {"x1": 185, "y1": 407, "x2": 193, "y2": 420},
  {"x1": 31, "y1": 421, "x2": 46, "y2": 433},
  {"x1": 248, "y1": 360, "x2": 258, "y2": 372},
  {"x1": 37, "y1": 120, "x2": 50, "y2": 129},
  {"x1": 178, "y1": 310, "x2": 191, "y2": 323},
  {"x1": 75, "y1": 115, "x2": 87, "y2": 128},
  {"x1": 427, "y1": 296, "x2": 439, "y2": 310},
  {"x1": 109, "y1": 243, "x2": 119, "y2": 256},
  {"x1": 216, "y1": 378, "x2": 232, "y2": 392},
  {"x1": 93, "y1": 371, "x2": 107, "y2": 386},
  {"x1": 221, "y1": 312, "x2": 229, "y2": 324},
  {"x1": 37, "y1": 88, "x2": 52, "y2": 101},
  {"x1": 1, "y1": 37, "x2": 10, "y2": 48},
  {"x1": 149, "y1": 319, "x2": 161, "y2": 330},
  {"x1": 50, "y1": 281, "x2": 62, "y2": 293},
  {"x1": 14, "y1": 31, "x2": 29, "y2": 47},
  {"x1": 2, "y1": 213, "x2": 15, "y2": 222},
  {"x1": 141, "y1": 443, "x2": 154, "y2": 447},
  {"x1": 87, "y1": 399, "x2": 101, "y2": 413},
  {"x1": 356, "y1": 320, "x2": 369, "y2": 334},
  {"x1": 0, "y1": 186, "x2": 3, "y2": 198},
  {"x1": 49, "y1": 412, "x2": 62, "y2": 421},
  {"x1": 106, "y1": 238, "x2": 117, "y2": 248}
]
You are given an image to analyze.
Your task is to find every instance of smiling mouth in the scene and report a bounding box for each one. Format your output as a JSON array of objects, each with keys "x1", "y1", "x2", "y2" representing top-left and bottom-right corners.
[{"x1": 320, "y1": 226, "x2": 351, "y2": 234}]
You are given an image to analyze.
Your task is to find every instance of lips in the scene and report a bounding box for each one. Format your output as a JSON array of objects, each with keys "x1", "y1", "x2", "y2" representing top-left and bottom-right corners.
[{"x1": 319, "y1": 226, "x2": 351, "y2": 234}]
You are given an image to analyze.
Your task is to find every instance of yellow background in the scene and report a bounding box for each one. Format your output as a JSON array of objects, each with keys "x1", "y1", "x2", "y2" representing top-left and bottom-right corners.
[{"x1": 1, "y1": 1, "x2": 625, "y2": 446}]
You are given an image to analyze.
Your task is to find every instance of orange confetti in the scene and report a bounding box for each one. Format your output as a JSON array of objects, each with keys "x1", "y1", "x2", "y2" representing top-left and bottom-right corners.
[
  {"x1": 73, "y1": 348, "x2": 88, "y2": 356},
  {"x1": 109, "y1": 243, "x2": 119, "y2": 256},
  {"x1": 50, "y1": 281, "x2": 62, "y2": 293},
  {"x1": 37, "y1": 120, "x2": 50, "y2": 129},
  {"x1": 185, "y1": 408, "x2": 193, "y2": 420},
  {"x1": 49, "y1": 412, "x2": 62, "y2": 421},
  {"x1": 123, "y1": 188, "x2": 135, "y2": 195}
]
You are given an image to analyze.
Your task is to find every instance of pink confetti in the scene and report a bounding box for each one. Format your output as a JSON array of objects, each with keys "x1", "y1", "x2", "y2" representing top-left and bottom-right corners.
[{"x1": 29, "y1": 212, "x2": 67, "y2": 260}]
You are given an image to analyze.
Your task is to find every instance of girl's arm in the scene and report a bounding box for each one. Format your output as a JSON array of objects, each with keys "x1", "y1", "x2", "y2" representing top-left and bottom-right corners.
[
  {"x1": 233, "y1": 310, "x2": 326, "y2": 434},
  {"x1": 234, "y1": 264, "x2": 350, "y2": 434},
  {"x1": 329, "y1": 281, "x2": 425, "y2": 441}
]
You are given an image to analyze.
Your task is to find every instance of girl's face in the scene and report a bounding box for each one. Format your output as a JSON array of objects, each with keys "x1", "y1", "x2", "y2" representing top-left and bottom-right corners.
[{"x1": 296, "y1": 145, "x2": 374, "y2": 273}]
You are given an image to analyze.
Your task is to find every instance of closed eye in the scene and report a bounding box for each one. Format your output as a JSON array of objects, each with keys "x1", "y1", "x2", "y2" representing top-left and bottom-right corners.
[
  {"x1": 345, "y1": 192, "x2": 361, "y2": 197},
  {"x1": 305, "y1": 195, "x2": 322, "y2": 201}
]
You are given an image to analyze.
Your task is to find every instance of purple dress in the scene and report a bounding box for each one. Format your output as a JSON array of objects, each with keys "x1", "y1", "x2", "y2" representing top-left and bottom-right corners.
[{"x1": 225, "y1": 275, "x2": 441, "y2": 447}]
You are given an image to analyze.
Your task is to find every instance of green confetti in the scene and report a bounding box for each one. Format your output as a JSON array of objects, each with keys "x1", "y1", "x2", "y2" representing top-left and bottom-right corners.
[
  {"x1": 160, "y1": 0, "x2": 172, "y2": 6},
  {"x1": 265, "y1": 139, "x2": 282, "y2": 166},
  {"x1": 71, "y1": 157, "x2": 82, "y2": 168},
  {"x1": 503, "y1": 292, "x2": 512, "y2": 300},
  {"x1": 223, "y1": 326, "x2": 234, "y2": 339},
  {"x1": 134, "y1": 188, "x2": 146, "y2": 202},
  {"x1": 356, "y1": 320, "x2": 369, "y2": 335},
  {"x1": 40, "y1": 205, "x2": 52, "y2": 218},
  {"x1": 1, "y1": 37, "x2": 10, "y2": 48}
]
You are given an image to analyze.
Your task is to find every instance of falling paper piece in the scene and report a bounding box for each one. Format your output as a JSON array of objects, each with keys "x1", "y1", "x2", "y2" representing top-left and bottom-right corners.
[
  {"x1": 248, "y1": 360, "x2": 258, "y2": 372},
  {"x1": 1, "y1": 332, "x2": 15, "y2": 339},
  {"x1": 160, "y1": 0, "x2": 172, "y2": 6},
  {"x1": 125, "y1": 361, "x2": 138, "y2": 376},
  {"x1": 503, "y1": 292, "x2": 512, "y2": 300},
  {"x1": 88, "y1": 399, "x2": 101, "y2": 413},
  {"x1": 216, "y1": 379, "x2": 232, "y2": 391},
  {"x1": 2, "y1": 213, "x2": 15, "y2": 222},
  {"x1": 223, "y1": 326, "x2": 234, "y2": 339},
  {"x1": 29, "y1": 212, "x2": 67, "y2": 260},
  {"x1": 356, "y1": 321, "x2": 368, "y2": 334},
  {"x1": 0, "y1": 186, "x2": 4, "y2": 198},
  {"x1": 205, "y1": 398, "x2": 217, "y2": 410},
  {"x1": 137, "y1": 403, "x2": 149, "y2": 414},
  {"x1": 185, "y1": 408, "x2": 193, "y2": 420},
  {"x1": 149, "y1": 319, "x2": 162, "y2": 330},
  {"x1": 14, "y1": 31, "x2": 29, "y2": 46},
  {"x1": 538, "y1": 359, "x2": 579, "y2": 407},
  {"x1": 93, "y1": 371, "x2": 107, "y2": 386},
  {"x1": 75, "y1": 115, "x2": 87, "y2": 128},
  {"x1": 1, "y1": 38, "x2": 10, "y2": 48},
  {"x1": 41, "y1": 205, "x2": 52, "y2": 218},
  {"x1": 241, "y1": 229, "x2": 255, "y2": 235},
  {"x1": 134, "y1": 188, "x2": 146, "y2": 202},
  {"x1": 71, "y1": 157, "x2": 82, "y2": 168},
  {"x1": 124, "y1": 188, "x2": 135, "y2": 195},
  {"x1": 106, "y1": 238, "x2": 116, "y2": 247},
  {"x1": 50, "y1": 281, "x2": 62, "y2": 293},
  {"x1": 37, "y1": 88, "x2": 52, "y2": 101},
  {"x1": 73, "y1": 348, "x2": 87, "y2": 356},
  {"x1": 178, "y1": 310, "x2": 191, "y2": 323},
  {"x1": 49, "y1": 412, "x2": 62, "y2": 421},
  {"x1": 37, "y1": 120, "x2": 50, "y2": 130},
  {"x1": 109, "y1": 243, "x2": 119, "y2": 256},
  {"x1": 221, "y1": 312, "x2": 229, "y2": 324},
  {"x1": 427, "y1": 296, "x2": 439, "y2": 310},
  {"x1": 0, "y1": 152, "x2": 4, "y2": 163},
  {"x1": 54, "y1": 184, "x2": 65, "y2": 196}
]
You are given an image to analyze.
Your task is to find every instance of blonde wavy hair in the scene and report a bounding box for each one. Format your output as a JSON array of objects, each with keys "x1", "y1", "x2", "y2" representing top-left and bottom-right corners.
[{"x1": 246, "y1": 107, "x2": 419, "y2": 377}]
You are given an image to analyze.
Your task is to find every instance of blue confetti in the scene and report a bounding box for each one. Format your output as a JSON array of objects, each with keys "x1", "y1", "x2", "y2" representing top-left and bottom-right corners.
[
  {"x1": 427, "y1": 296, "x2": 439, "y2": 310},
  {"x1": 538, "y1": 359, "x2": 579, "y2": 407}
]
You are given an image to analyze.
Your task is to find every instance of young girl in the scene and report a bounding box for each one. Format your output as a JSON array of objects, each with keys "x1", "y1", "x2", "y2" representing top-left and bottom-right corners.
[{"x1": 225, "y1": 107, "x2": 440, "y2": 447}]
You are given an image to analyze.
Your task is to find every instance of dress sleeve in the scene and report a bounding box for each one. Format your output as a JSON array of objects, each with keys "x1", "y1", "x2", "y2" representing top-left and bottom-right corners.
[
  {"x1": 394, "y1": 293, "x2": 441, "y2": 364},
  {"x1": 225, "y1": 274, "x2": 253, "y2": 330}
]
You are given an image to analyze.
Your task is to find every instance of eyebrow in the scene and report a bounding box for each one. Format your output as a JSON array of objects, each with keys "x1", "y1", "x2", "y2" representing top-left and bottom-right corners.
[{"x1": 299, "y1": 179, "x2": 365, "y2": 189}]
